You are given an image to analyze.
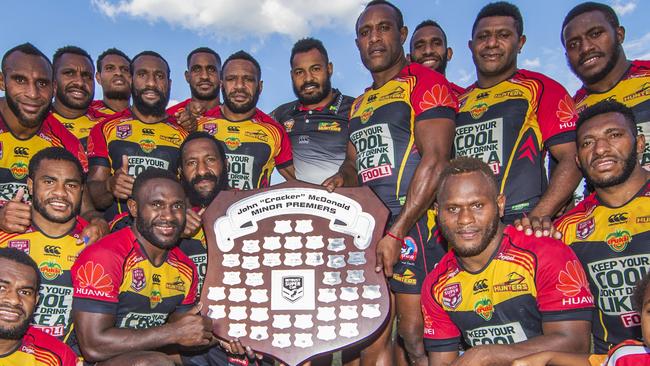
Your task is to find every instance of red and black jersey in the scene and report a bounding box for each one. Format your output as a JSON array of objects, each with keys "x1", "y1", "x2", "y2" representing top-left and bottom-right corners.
[
  {"x1": 89, "y1": 100, "x2": 127, "y2": 116},
  {"x1": 456, "y1": 70, "x2": 577, "y2": 218},
  {"x1": 197, "y1": 108, "x2": 293, "y2": 190},
  {"x1": 71, "y1": 227, "x2": 198, "y2": 330},
  {"x1": 574, "y1": 60, "x2": 650, "y2": 171},
  {"x1": 0, "y1": 113, "x2": 87, "y2": 205},
  {"x1": 0, "y1": 326, "x2": 78, "y2": 366},
  {"x1": 555, "y1": 180, "x2": 650, "y2": 353},
  {"x1": 166, "y1": 98, "x2": 220, "y2": 124},
  {"x1": 51, "y1": 108, "x2": 111, "y2": 149},
  {"x1": 421, "y1": 226, "x2": 594, "y2": 352},
  {"x1": 588, "y1": 339, "x2": 650, "y2": 366},
  {"x1": 348, "y1": 63, "x2": 458, "y2": 216},
  {"x1": 449, "y1": 82, "x2": 465, "y2": 98}
]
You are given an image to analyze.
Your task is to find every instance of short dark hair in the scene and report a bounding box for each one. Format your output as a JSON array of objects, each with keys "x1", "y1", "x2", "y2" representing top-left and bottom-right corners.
[
  {"x1": 97, "y1": 48, "x2": 130, "y2": 71},
  {"x1": 411, "y1": 20, "x2": 448, "y2": 51},
  {"x1": 633, "y1": 272, "x2": 650, "y2": 312},
  {"x1": 356, "y1": 0, "x2": 404, "y2": 33},
  {"x1": 53, "y1": 46, "x2": 93, "y2": 72},
  {"x1": 437, "y1": 157, "x2": 499, "y2": 201},
  {"x1": 28, "y1": 147, "x2": 85, "y2": 184},
  {"x1": 472, "y1": 1, "x2": 524, "y2": 37},
  {"x1": 131, "y1": 50, "x2": 170, "y2": 77},
  {"x1": 576, "y1": 100, "x2": 637, "y2": 138},
  {"x1": 179, "y1": 131, "x2": 228, "y2": 190},
  {"x1": 562, "y1": 2, "x2": 619, "y2": 34},
  {"x1": 1, "y1": 42, "x2": 52, "y2": 74},
  {"x1": 222, "y1": 50, "x2": 261, "y2": 80},
  {"x1": 186, "y1": 47, "x2": 222, "y2": 70},
  {"x1": 290, "y1": 38, "x2": 329, "y2": 66},
  {"x1": 0, "y1": 248, "x2": 41, "y2": 290},
  {"x1": 132, "y1": 168, "x2": 181, "y2": 200}
]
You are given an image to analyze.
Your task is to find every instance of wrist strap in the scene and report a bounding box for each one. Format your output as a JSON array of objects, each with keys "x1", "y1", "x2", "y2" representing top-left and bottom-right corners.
[{"x1": 386, "y1": 231, "x2": 403, "y2": 242}]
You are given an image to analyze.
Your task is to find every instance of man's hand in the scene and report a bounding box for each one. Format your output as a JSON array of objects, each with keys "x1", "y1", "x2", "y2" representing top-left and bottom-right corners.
[
  {"x1": 183, "y1": 208, "x2": 205, "y2": 238},
  {"x1": 0, "y1": 188, "x2": 31, "y2": 233},
  {"x1": 167, "y1": 303, "x2": 216, "y2": 348},
  {"x1": 80, "y1": 217, "x2": 109, "y2": 245},
  {"x1": 219, "y1": 338, "x2": 262, "y2": 361},
  {"x1": 175, "y1": 102, "x2": 204, "y2": 132},
  {"x1": 450, "y1": 346, "x2": 487, "y2": 366},
  {"x1": 322, "y1": 173, "x2": 345, "y2": 192},
  {"x1": 375, "y1": 234, "x2": 401, "y2": 277},
  {"x1": 107, "y1": 155, "x2": 135, "y2": 200},
  {"x1": 513, "y1": 216, "x2": 562, "y2": 240}
]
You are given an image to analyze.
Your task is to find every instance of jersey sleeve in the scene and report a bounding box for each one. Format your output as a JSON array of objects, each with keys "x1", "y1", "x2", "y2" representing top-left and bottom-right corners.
[
  {"x1": 421, "y1": 272, "x2": 462, "y2": 352},
  {"x1": 71, "y1": 243, "x2": 124, "y2": 314},
  {"x1": 534, "y1": 239, "x2": 594, "y2": 322},
  {"x1": 87, "y1": 120, "x2": 110, "y2": 168},
  {"x1": 410, "y1": 66, "x2": 458, "y2": 123},
  {"x1": 536, "y1": 76, "x2": 577, "y2": 147},
  {"x1": 47, "y1": 115, "x2": 89, "y2": 172},
  {"x1": 274, "y1": 123, "x2": 293, "y2": 169}
]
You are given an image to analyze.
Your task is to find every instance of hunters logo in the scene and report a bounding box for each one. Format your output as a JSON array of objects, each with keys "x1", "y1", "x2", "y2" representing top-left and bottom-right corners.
[
  {"x1": 318, "y1": 122, "x2": 341, "y2": 132},
  {"x1": 8, "y1": 239, "x2": 29, "y2": 254},
  {"x1": 556, "y1": 95, "x2": 577, "y2": 129},
  {"x1": 399, "y1": 237, "x2": 418, "y2": 262},
  {"x1": 283, "y1": 119, "x2": 295, "y2": 133},
  {"x1": 160, "y1": 134, "x2": 182, "y2": 145},
  {"x1": 224, "y1": 137, "x2": 241, "y2": 151},
  {"x1": 441, "y1": 283, "x2": 462, "y2": 310},
  {"x1": 495, "y1": 89, "x2": 523, "y2": 98},
  {"x1": 10, "y1": 162, "x2": 28, "y2": 180},
  {"x1": 139, "y1": 139, "x2": 156, "y2": 153},
  {"x1": 576, "y1": 218, "x2": 595, "y2": 240},
  {"x1": 380, "y1": 86, "x2": 405, "y2": 101},
  {"x1": 116, "y1": 124, "x2": 132, "y2": 139},
  {"x1": 470, "y1": 103, "x2": 489, "y2": 119},
  {"x1": 606, "y1": 230, "x2": 632, "y2": 252},
  {"x1": 474, "y1": 298, "x2": 494, "y2": 321},
  {"x1": 393, "y1": 269, "x2": 417, "y2": 285},
  {"x1": 419, "y1": 84, "x2": 454, "y2": 110},
  {"x1": 39, "y1": 261, "x2": 63, "y2": 280},
  {"x1": 165, "y1": 276, "x2": 186, "y2": 292},
  {"x1": 473, "y1": 279, "x2": 488, "y2": 294},
  {"x1": 130, "y1": 268, "x2": 146, "y2": 292},
  {"x1": 245, "y1": 129, "x2": 269, "y2": 142},
  {"x1": 282, "y1": 276, "x2": 304, "y2": 302},
  {"x1": 493, "y1": 272, "x2": 529, "y2": 293},
  {"x1": 75, "y1": 261, "x2": 113, "y2": 298},
  {"x1": 623, "y1": 82, "x2": 650, "y2": 102},
  {"x1": 360, "y1": 107, "x2": 374, "y2": 124},
  {"x1": 637, "y1": 215, "x2": 650, "y2": 224}
]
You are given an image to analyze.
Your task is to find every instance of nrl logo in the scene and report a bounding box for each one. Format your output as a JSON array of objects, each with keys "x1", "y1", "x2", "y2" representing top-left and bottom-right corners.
[{"x1": 282, "y1": 276, "x2": 304, "y2": 303}]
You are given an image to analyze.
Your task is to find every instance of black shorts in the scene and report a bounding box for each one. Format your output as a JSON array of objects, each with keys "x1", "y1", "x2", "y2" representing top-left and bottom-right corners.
[{"x1": 181, "y1": 347, "x2": 273, "y2": 366}]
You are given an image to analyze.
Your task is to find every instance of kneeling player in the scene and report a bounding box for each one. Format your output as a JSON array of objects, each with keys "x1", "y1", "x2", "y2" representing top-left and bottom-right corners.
[{"x1": 421, "y1": 157, "x2": 594, "y2": 365}]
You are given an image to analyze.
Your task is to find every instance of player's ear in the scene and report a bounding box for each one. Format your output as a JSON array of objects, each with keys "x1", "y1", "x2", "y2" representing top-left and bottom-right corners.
[
  {"x1": 127, "y1": 198, "x2": 138, "y2": 217},
  {"x1": 447, "y1": 47, "x2": 454, "y2": 61},
  {"x1": 0, "y1": 72, "x2": 5, "y2": 92},
  {"x1": 185, "y1": 70, "x2": 190, "y2": 84},
  {"x1": 26, "y1": 177, "x2": 34, "y2": 197},
  {"x1": 258, "y1": 80, "x2": 263, "y2": 94},
  {"x1": 575, "y1": 153, "x2": 582, "y2": 171},
  {"x1": 95, "y1": 71, "x2": 101, "y2": 85},
  {"x1": 517, "y1": 34, "x2": 527, "y2": 53},
  {"x1": 399, "y1": 26, "x2": 408, "y2": 45},
  {"x1": 636, "y1": 133, "x2": 645, "y2": 156},
  {"x1": 327, "y1": 62, "x2": 333, "y2": 77},
  {"x1": 496, "y1": 194, "x2": 506, "y2": 218},
  {"x1": 616, "y1": 26, "x2": 625, "y2": 44}
]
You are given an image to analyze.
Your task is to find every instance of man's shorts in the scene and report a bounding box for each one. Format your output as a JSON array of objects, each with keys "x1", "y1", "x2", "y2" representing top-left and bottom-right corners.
[
  {"x1": 182, "y1": 346, "x2": 273, "y2": 366},
  {"x1": 389, "y1": 212, "x2": 447, "y2": 294}
]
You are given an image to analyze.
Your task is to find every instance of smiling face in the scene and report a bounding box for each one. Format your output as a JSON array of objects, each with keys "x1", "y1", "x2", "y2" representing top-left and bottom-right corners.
[
  {"x1": 291, "y1": 48, "x2": 332, "y2": 106},
  {"x1": 28, "y1": 159, "x2": 83, "y2": 225},
  {"x1": 54, "y1": 53, "x2": 94, "y2": 111},
  {"x1": 131, "y1": 55, "x2": 170, "y2": 117},
  {"x1": 181, "y1": 137, "x2": 225, "y2": 207},
  {"x1": 355, "y1": 4, "x2": 407, "y2": 74},
  {"x1": 0, "y1": 258, "x2": 38, "y2": 340},
  {"x1": 97, "y1": 54, "x2": 131, "y2": 100},
  {"x1": 470, "y1": 15, "x2": 524, "y2": 81},
  {"x1": 410, "y1": 25, "x2": 450, "y2": 73}
]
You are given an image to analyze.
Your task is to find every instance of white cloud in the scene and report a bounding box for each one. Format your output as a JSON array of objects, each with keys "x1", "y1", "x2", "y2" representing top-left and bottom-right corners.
[
  {"x1": 92, "y1": 0, "x2": 365, "y2": 40},
  {"x1": 522, "y1": 57, "x2": 541, "y2": 68},
  {"x1": 611, "y1": 0, "x2": 637, "y2": 16},
  {"x1": 624, "y1": 32, "x2": 650, "y2": 60},
  {"x1": 456, "y1": 69, "x2": 473, "y2": 85}
]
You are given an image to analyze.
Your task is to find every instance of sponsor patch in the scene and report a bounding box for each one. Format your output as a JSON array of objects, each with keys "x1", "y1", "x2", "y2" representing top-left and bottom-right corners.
[
  {"x1": 556, "y1": 260, "x2": 590, "y2": 298},
  {"x1": 224, "y1": 136, "x2": 241, "y2": 151},
  {"x1": 470, "y1": 103, "x2": 489, "y2": 119},
  {"x1": 202, "y1": 122, "x2": 217, "y2": 135},
  {"x1": 283, "y1": 119, "x2": 294, "y2": 133},
  {"x1": 75, "y1": 261, "x2": 113, "y2": 298},
  {"x1": 39, "y1": 261, "x2": 63, "y2": 280},
  {"x1": 392, "y1": 269, "x2": 417, "y2": 285},
  {"x1": 360, "y1": 107, "x2": 374, "y2": 124},
  {"x1": 473, "y1": 279, "x2": 488, "y2": 294},
  {"x1": 474, "y1": 298, "x2": 494, "y2": 321},
  {"x1": 441, "y1": 283, "x2": 462, "y2": 310},
  {"x1": 576, "y1": 218, "x2": 595, "y2": 240},
  {"x1": 139, "y1": 139, "x2": 156, "y2": 153},
  {"x1": 10, "y1": 162, "x2": 28, "y2": 180},
  {"x1": 606, "y1": 230, "x2": 632, "y2": 252},
  {"x1": 399, "y1": 236, "x2": 417, "y2": 262},
  {"x1": 318, "y1": 122, "x2": 341, "y2": 132},
  {"x1": 493, "y1": 272, "x2": 529, "y2": 293}
]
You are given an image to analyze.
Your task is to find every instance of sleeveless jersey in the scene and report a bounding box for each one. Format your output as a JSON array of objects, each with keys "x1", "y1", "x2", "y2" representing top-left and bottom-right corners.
[
  {"x1": 0, "y1": 217, "x2": 87, "y2": 343},
  {"x1": 555, "y1": 180, "x2": 650, "y2": 353},
  {"x1": 574, "y1": 60, "x2": 650, "y2": 171},
  {"x1": 348, "y1": 63, "x2": 457, "y2": 215},
  {"x1": 87, "y1": 110, "x2": 188, "y2": 220},
  {"x1": 422, "y1": 226, "x2": 594, "y2": 352},
  {"x1": 0, "y1": 326, "x2": 78, "y2": 366},
  {"x1": 0, "y1": 114, "x2": 87, "y2": 205},
  {"x1": 456, "y1": 70, "x2": 578, "y2": 218},
  {"x1": 71, "y1": 227, "x2": 197, "y2": 329},
  {"x1": 272, "y1": 89, "x2": 354, "y2": 184},
  {"x1": 51, "y1": 109, "x2": 109, "y2": 149},
  {"x1": 197, "y1": 108, "x2": 292, "y2": 190}
]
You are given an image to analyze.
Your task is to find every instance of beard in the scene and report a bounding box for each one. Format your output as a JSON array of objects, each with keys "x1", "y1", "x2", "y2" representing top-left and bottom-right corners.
[
  {"x1": 6, "y1": 93, "x2": 50, "y2": 129},
  {"x1": 293, "y1": 77, "x2": 332, "y2": 106},
  {"x1": 135, "y1": 213, "x2": 184, "y2": 250},
  {"x1": 570, "y1": 43, "x2": 621, "y2": 85},
  {"x1": 182, "y1": 172, "x2": 224, "y2": 207},
  {"x1": 132, "y1": 86, "x2": 169, "y2": 117},
  {"x1": 0, "y1": 317, "x2": 30, "y2": 340},
  {"x1": 104, "y1": 89, "x2": 131, "y2": 101},
  {"x1": 582, "y1": 142, "x2": 638, "y2": 189},
  {"x1": 56, "y1": 85, "x2": 92, "y2": 111},
  {"x1": 32, "y1": 194, "x2": 80, "y2": 224},
  {"x1": 190, "y1": 83, "x2": 220, "y2": 102},
  {"x1": 441, "y1": 210, "x2": 500, "y2": 258},
  {"x1": 413, "y1": 50, "x2": 449, "y2": 74},
  {"x1": 223, "y1": 87, "x2": 260, "y2": 114}
]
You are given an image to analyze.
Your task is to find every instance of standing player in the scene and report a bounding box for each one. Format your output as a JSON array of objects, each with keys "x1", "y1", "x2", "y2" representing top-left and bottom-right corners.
[
  {"x1": 324, "y1": 1, "x2": 457, "y2": 364},
  {"x1": 562, "y1": 2, "x2": 650, "y2": 171},
  {"x1": 422, "y1": 157, "x2": 593, "y2": 365},
  {"x1": 87, "y1": 51, "x2": 188, "y2": 222},
  {"x1": 555, "y1": 101, "x2": 649, "y2": 353},
  {"x1": 457, "y1": 2, "x2": 581, "y2": 232},
  {"x1": 272, "y1": 38, "x2": 354, "y2": 184},
  {"x1": 0, "y1": 147, "x2": 87, "y2": 346},
  {"x1": 0, "y1": 248, "x2": 78, "y2": 366},
  {"x1": 196, "y1": 51, "x2": 294, "y2": 190},
  {"x1": 91, "y1": 48, "x2": 131, "y2": 115},
  {"x1": 167, "y1": 47, "x2": 221, "y2": 132},
  {"x1": 51, "y1": 46, "x2": 109, "y2": 148},
  {"x1": 409, "y1": 20, "x2": 465, "y2": 96}
]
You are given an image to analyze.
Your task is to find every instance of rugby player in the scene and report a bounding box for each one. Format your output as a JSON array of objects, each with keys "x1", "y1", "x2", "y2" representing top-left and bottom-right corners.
[
  {"x1": 167, "y1": 47, "x2": 222, "y2": 132},
  {"x1": 456, "y1": 2, "x2": 581, "y2": 236},
  {"x1": 51, "y1": 46, "x2": 109, "y2": 148},
  {"x1": 87, "y1": 51, "x2": 188, "y2": 222},
  {"x1": 422, "y1": 157, "x2": 594, "y2": 365},
  {"x1": 555, "y1": 101, "x2": 649, "y2": 353},
  {"x1": 324, "y1": 1, "x2": 457, "y2": 364},
  {"x1": 0, "y1": 147, "x2": 87, "y2": 346},
  {"x1": 409, "y1": 20, "x2": 465, "y2": 96},
  {"x1": 272, "y1": 38, "x2": 354, "y2": 184},
  {"x1": 91, "y1": 48, "x2": 131, "y2": 115},
  {"x1": 196, "y1": 50, "x2": 294, "y2": 190},
  {"x1": 0, "y1": 248, "x2": 77, "y2": 365}
]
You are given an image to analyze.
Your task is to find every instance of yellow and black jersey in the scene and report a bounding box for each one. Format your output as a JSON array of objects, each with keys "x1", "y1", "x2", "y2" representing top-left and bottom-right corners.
[
  {"x1": 574, "y1": 60, "x2": 650, "y2": 171},
  {"x1": 556, "y1": 179, "x2": 650, "y2": 353},
  {"x1": 456, "y1": 70, "x2": 578, "y2": 219},
  {"x1": 52, "y1": 108, "x2": 110, "y2": 149},
  {"x1": 0, "y1": 217, "x2": 87, "y2": 344}
]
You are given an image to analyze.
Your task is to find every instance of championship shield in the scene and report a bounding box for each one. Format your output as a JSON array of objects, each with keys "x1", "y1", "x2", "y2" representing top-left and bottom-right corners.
[{"x1": 201, "y1": 182, "x2": 390, "y2": 365}]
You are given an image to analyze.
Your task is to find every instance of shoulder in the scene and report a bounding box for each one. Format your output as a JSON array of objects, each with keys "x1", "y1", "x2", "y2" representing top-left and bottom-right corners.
[
  {"x1": 253, "y1": 109, "x2": 285, "y2": 130},
  {"x1": 555, "y1": 194, "x2": 599, "y2": 233},
  {"x1": 77, "y1": 227, "x2": 133, "y2": 260},
  {"x1": 503, "y1": 225, "x2": 572, "y2": 256},
  {"x1": 514, "y1": 69, "x2": 567, "y2": 91},
  {"x1": 271, "y1": 100, "x2": 298, "y2": 122},
  {"x1": 166, "y1": 98, "x2": 191, "y2": 115},
  {"x1": 631, "y1": 59, "x2": 650, "y2": 72},
  {"x1": 23, "y1": 326, "x2": 76, "y2": 358}
]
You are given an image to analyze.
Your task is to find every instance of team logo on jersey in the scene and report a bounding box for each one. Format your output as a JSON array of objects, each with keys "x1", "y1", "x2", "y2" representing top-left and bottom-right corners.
[
  {"x1": 556, "y1": 95, "x2": 577, "y2": 129},
  {"x1": 472, "y1": 279, "x2": 488, "y2": 294},
  {"x1": 39, "y1": 261, "x2": 63, "y2": 280},
  {"x1": 393, "y1": 269, "x2": 417, "y2": 285},
  {"x1": 116, "y1": 124, "x2": 132, "y2": 139},
  {"x1": 44, "y1": 245, "x2": 61, "y2": 257},
  {"x1": 608, "y1": 212, "x2": 628, "y2": 225},
  {"x1": 637, "y1": 215, "x2": 650, "y2": 224},
  {"x1": 606, "y1": 230, "x2": 632, "y2": 252},
  {"x1": 142, "y1": 128, "x2": 155, "y2": 136},
  {"x1": 227, "y1": 125, "x2": 240, "y2": 133},
  {"x1": 224, "y1": 137, "x2": 241, "y2": 151},
  {"x1": 494, "y1": 89, "x2": 523, "y2": 98},
  {"x1": 419, "y1": 84, "x2": 454, "y2": 111},
  {"x1": 493, "y1": 272, "x2": 529, "y2": 293},
  {"x1": 245, "y1": 129, "x2": 269, "y2": 142},
  {"x1": 360, "y1": 107, "x2": 374, "y2": 124},
  {"x1": 166, "y1": 276, "x2": 186, "y2": 292},
  {"x1": 283, "y1": 119, "x2": 295, "y2": 133},
  {"x1": 139, "y1": 139, "x2": 156, "y2": 153},
  {"x1": 7, "y1": 239, "x2": 29, "y2": 254},
  {"x1": 131, "y1": 268, "x2": 146, "y2": 292},
  {"x1": 575, "y1": 218, "x2": 595, "y2": 240},
  {"x1": 282, "y1": 276, "x2": 304, "y2": 302},
  {"x1": 475, "y1": 91, "x2": 490, "y2": 100},
  {"x1": 10, "y1": 162, "x2": 28, "y2": 180},
  {"x1": 202, "y1": 122, "x2": 217, "y2": 135},
  {"x1": 474, "y1": 298, "x2": 494, "y2": 321},
  {"x1": 318, "y1": 122, "x2": 341, "y2": 132},
  {"x1": 160, "y1": 134, "x2": 182, "y2": 145},
  {"x1": 13, "y1": 146, "x2": 29, "y2": 157},
  {"x1": 556, "y1": 260, "x2": 590, "y2": 297},
  {"x1": 441, "y1": 283, "x2": 462, "y2": 310},
  {"x1": 399, "y1": 237, "x2": 418, "y2": 262},
  {"x1": 623, "y1": 82, "x2": 650, "y2": 102},
  {"x1": 380, "y1": 86, "x2": 405, "y2": 101},
  {"x1": 470, "y1": 103, "x2": 489, "y2": 119}
]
